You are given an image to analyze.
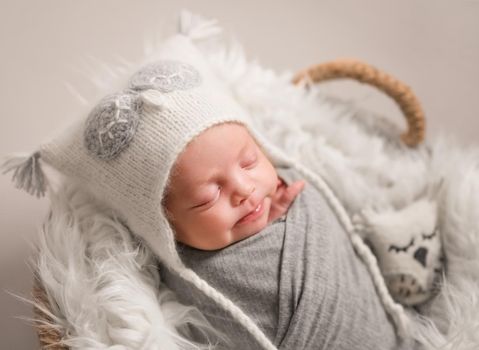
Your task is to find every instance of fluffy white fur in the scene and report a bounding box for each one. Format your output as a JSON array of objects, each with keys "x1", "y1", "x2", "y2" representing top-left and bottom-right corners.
[
  {"x1": 31, "y1": 11, "x2": 479, "y2": 350},
  {"x1": 34, "y1": 179, "x2": 225, "y2": 349}
]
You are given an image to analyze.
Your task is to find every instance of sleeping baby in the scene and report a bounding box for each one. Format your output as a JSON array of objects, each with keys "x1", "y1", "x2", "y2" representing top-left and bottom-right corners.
[{"x1": 159, "y1": 122, "x2": 415, "y2": 349}]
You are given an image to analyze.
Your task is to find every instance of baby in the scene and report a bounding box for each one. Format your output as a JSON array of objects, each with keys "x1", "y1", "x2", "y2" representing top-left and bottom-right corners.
[{"x1": 159, "y1": 122, "x2": 414, "y2": 349}]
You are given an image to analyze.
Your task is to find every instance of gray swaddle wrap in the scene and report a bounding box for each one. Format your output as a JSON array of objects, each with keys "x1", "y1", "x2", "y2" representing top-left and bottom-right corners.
[{"x1": 159, "y1": 167, "x2": 414, "y2": 349}]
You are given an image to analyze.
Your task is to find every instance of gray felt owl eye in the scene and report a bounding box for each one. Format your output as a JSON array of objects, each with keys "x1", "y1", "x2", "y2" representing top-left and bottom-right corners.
[
  {"x1": 83, "y1": 92, "x2": 141, "y2": 160},
  {"x1": 128, "y1": 60, "x2": 202, "y2": 92}
]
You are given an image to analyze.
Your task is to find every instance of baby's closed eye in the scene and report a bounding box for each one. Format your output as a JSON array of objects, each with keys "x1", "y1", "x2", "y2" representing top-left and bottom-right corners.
[
  {"x1": 240, "y1": 153, "x2": 258, "y2": 169},
  {"x1": 192, "y1": 186, "x2": 221, "y2": 209}
]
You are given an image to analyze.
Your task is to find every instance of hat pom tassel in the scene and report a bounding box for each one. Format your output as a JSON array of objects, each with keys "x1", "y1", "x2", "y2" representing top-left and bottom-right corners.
[
  {"x1": 1, "y1": 151, "x2": 48, "y2": 198},
  {"x1": 178, "y1": 10, "x2": 222, "y2": 41}
]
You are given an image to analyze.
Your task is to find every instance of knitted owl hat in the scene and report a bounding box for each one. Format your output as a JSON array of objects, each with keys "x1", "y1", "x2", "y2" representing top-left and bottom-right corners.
[
  {"x1": 2, "y1": 13, "x2": 282, "y2": 270},
  {"x1": 1, "y1": 11, "x2": 411, "y2": 349}
]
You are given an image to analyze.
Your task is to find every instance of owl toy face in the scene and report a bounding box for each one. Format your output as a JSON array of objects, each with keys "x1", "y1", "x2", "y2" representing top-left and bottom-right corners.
[{"x1": 353, "y1": 197, "x2": 444, "y2": 306}]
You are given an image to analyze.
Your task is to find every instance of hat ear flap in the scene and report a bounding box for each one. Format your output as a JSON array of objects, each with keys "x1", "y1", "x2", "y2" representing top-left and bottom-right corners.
[{"x1": 1, "y1": 151, "x2": 48, "y2": 198}]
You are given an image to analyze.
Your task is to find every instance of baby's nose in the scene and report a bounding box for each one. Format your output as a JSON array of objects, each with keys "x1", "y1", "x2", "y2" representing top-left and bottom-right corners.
[{"x1": 232, "y1": 184, "x2": 255, "y2": 206}]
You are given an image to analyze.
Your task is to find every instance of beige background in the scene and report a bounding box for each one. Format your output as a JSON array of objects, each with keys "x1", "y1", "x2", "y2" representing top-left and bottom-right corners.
[{"x1": 1, "y1": 0, "x2": 478, "y2": 348}]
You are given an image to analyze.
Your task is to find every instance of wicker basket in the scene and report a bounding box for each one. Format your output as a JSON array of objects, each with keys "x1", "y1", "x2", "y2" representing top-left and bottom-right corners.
[{"x1": 32, "y1": 59, "x2": 426, "y2": 349}]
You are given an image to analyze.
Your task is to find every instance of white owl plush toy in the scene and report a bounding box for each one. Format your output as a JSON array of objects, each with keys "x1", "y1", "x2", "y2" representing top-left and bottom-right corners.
[{"x1": 352, "y1": 184, "x2": 445, "y2": 307}]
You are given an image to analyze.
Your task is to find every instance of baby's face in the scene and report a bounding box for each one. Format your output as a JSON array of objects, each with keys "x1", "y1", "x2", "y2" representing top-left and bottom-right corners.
[{"x1": 164, "y1": 123, "x2": 279, "y2": 250}]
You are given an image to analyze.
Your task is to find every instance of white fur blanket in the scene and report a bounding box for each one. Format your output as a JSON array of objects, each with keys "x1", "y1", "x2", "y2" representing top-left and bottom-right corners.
[{"x1": 33, "y1": 14, "x2": 479, "y2": 350}]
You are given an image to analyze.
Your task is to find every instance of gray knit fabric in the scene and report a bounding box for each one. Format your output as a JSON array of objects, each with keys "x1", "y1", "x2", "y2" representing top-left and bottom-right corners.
[
  {"x1": 159, "y1": 166, "x2": 415, "y2": 349},
  {"x1": 84, "y1": 92, "x2": 142, "y2": 160},
  {"x1": 128, "y1": 60, "x2": 202, "y2": 92}
]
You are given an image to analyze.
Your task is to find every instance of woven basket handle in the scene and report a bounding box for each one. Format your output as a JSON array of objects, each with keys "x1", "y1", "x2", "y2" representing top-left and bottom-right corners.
[{"x1": 292, "y1": 59, "x2": 425, "y2": 147}]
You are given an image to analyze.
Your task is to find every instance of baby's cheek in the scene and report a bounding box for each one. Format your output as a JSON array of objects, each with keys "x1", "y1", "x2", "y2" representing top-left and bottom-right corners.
[
  {"x1": 196, "y1": 210, "x2": 238, "y2": 249},
  {"x1": 197, "y1": 208, "x2": 232, "y2": 233}
]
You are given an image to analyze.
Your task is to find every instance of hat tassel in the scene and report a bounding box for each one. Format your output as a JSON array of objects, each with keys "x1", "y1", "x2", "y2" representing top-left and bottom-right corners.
[{"x1": 1, "y1": 151, "x2": 48, "y2": 198}]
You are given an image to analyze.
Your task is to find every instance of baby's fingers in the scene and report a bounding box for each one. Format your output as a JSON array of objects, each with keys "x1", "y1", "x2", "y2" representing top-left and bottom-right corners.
[{"x1": 267, "y1": 180, "x2": 306, "y2": 224}]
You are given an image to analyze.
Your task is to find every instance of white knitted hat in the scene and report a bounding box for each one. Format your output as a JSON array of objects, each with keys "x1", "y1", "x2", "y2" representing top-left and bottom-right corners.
[
  {"x1": 1, "y1": 11, "x2": 411, "y2": 349},
  {"x1": 2, "y1": 14, "x2": 264, "y2": 269}
]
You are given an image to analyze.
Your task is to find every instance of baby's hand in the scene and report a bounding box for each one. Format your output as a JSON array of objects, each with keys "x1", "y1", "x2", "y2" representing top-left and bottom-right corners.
[{"x1": 268, "y1": 177, "x2": 305, "y2": 223}]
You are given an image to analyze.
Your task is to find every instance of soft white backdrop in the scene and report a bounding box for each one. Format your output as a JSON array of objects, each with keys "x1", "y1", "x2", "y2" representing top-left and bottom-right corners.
[{"x1": 1, "y1": 0, "x2": 478, "y2": 348}]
